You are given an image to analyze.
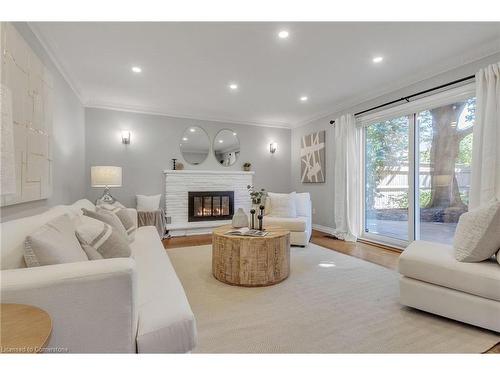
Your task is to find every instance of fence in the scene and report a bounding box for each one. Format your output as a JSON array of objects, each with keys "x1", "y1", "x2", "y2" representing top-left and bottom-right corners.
[{"x1": 372, "y1": 163, "x2": 471, "y2": 209}]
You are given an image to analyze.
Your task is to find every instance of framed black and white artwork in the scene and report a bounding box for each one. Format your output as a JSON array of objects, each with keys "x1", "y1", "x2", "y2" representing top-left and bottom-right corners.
[{"x1": 300, "y1": 130, "x2": 325, "y2": 183}]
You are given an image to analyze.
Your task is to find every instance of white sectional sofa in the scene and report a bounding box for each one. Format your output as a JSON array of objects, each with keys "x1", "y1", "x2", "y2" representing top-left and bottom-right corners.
[
  {"x1": 263, "y1": 192, "x2": 312, "y2": 247},
  {"x1": 399, "y1": 240, "x2": 500, "y2": 333},
  {"x1": 0, "y1": 199, "x2": 197, "y2": 353}
]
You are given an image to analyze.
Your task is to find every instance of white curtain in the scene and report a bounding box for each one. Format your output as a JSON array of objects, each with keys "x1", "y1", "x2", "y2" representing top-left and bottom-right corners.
[
  {"x1": 331, "y1": 114, "x2": 361, "y2": 242},
  {"x1": 470, "y1": 62, "x2": 500, "y2": 209}
]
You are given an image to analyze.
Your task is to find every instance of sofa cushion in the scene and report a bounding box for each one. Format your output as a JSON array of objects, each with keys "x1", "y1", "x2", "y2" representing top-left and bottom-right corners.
[
  {"x1": 453, "y1": 200, "x2": 500, "y2": 262},
  {"x1": 399, "y1": 240, "x2": 500, "y2": 301},
  {"x1": 263, "y1": 215, "x2": 307, "y2": 232},
  {"x1": 295, "y1": 192, "x2": 311, "y2": 217},
  {"x1": 98, "y1": 204, "x2": 137, "y2": 241},
  {"x1": 24, "y1": 214, "x2": 88, "y2": 267},
  {"x1": 130, "y1": 226, "x2": 196, "y2": 353},
  {"x1": 83, "y1": 208, "x2": 129, "y2": 242},
  {"x1": 75, "y1": 216, "x2": 132, "y2": 260},
  {"x1": 267, "y1": 192, "x2": 297, "y2": 218},
  {"x1": 1, "y1": 200, "x2": 96, "y2": 270}
]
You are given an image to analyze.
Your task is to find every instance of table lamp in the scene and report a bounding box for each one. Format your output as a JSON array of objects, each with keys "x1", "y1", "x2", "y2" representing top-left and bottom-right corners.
[{"x1": 91, "y1": 166, "x2": 122, "y2": 204}]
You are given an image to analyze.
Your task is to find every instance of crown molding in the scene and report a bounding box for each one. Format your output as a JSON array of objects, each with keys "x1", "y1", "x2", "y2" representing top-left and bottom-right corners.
[
  {"x1": 27, "y1": 22, "x2": 86, "y2": 104},
  {"x1": 85, "y1": 101, "x2": 292, "y2": 129},
  {"x1": 291, "y1": 38, "x2": 500, "y2": 129}
]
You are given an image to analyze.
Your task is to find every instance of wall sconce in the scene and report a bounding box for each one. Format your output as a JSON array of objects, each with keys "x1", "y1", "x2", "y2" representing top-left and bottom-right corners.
[
  {"x1": 270, "y1": 142, "x2": 278, "y2": 154},
  {"x1": 121, "y1": 130, "x2": 131, "y2": 144}
]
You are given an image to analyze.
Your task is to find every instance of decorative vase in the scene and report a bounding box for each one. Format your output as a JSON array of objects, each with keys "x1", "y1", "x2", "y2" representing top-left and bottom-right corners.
[
  {"x1": 243, "y1": 166, "x2": 251, "y2": 171},
  {"x1": 232, "y1": 208, "x2": 249, "y2": 228}
]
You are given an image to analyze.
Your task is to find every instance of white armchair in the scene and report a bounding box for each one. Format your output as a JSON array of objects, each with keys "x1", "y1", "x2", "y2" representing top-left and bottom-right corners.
[{"x1": 263, "y1": 192, "x2": 312, "y2": 246}]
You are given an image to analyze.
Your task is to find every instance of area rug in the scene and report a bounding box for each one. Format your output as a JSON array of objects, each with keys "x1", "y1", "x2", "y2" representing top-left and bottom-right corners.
[{"x1": 167, "y1": 244, "x2": 499, "y2": 353}]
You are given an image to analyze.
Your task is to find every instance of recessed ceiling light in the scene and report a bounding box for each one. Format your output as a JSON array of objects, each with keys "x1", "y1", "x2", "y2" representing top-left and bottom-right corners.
[
  {"x1": 131, "y1": 66, "x2": 142, "y2": 73},
  {"x1": 189, "y1": 128, "x2": 196, "y2": 132},
  {"x1": 182, "y1": 137, "x2": 188, "y2": 141},
  {"x1": 218, "y1": 139, "x2": 224, "y2": 143},
  {"x1": 278, "y1": 30, "x2": 289, "y2": 39},
  {"x1": 233, "y1": 132, "x2": 237, "y2": 136},
  {"x1": 229, "y1": 83, "x2": 238, "y2": 90},
  {"x1": 372, "y1": 56, "x2": 383, "y2": 63},
  {"x1": 300, "y1": 96, "x2": 308, "y2": 102}
]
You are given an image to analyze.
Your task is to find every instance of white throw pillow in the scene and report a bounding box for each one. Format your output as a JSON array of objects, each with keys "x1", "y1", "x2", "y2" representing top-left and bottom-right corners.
[
  {"x1": 24, "y1": 214, "x2": 88, "y2": 267},
  {"x1": 136, "y1": 194, "x2": 161, "y2": 211},
  {"x1": 267, "y1": 192, "x2": 297, "y2": 218},
  {"x1": 454, "y1": 199, "x2": 500, "y2": 262}
]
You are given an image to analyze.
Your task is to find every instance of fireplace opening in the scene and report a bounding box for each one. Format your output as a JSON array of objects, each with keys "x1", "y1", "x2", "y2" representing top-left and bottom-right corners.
[{"x1": 188, "y1": 191, "x2": 234, "y2": 222}]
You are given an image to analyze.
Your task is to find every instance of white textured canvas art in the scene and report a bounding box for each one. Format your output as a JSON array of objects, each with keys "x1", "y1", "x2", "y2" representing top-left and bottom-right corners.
[
  {"x1": 0, "y1": 22, "x2": 53, "y2": 206},
  {"x1": 300, "y1": 130, "x2": 325, "y2": 183}
]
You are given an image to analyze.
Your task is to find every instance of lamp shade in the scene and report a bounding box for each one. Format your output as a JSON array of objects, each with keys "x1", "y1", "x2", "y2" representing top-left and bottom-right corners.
[{"x1": 91, "y1": 166, "x2": 122, "y2": 187}]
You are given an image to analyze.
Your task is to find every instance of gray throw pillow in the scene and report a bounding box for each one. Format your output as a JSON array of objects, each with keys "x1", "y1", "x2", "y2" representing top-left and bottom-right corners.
[
  {"x1": 24, "y1": 214, "x2": 88, "y2": 267},
  {"x1": 454, "y1": 200, "x2": 500, "y2": 262},
  {"x1": 97, "y1": 204, "x2": 137, "y2": 241},
  {"x1": 82, "y1": 208, "x2": 129, "y2": 240},
  {"x1": 75, "y1": 216, "x2": 131, "y2": 259}
]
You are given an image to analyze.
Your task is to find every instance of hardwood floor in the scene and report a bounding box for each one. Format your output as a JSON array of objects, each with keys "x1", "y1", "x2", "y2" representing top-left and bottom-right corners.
[
  {"x1": 162, "y1": 229, "x2": 499, "y2": 353},
  {"x1": 163, "y1": 230, "x2": 401, "y2": 269}
]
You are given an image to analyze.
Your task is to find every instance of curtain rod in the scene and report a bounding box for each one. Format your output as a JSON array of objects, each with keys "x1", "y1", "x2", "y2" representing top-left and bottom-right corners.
[{"x1": 329, "y1": 74, "x2": 475, "y2": 125}]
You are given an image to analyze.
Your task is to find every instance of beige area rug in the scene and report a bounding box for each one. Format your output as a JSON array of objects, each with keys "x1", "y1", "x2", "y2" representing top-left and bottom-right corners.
[{"x1": 167, "y1": 244, "x2": 500, "y2": 353}]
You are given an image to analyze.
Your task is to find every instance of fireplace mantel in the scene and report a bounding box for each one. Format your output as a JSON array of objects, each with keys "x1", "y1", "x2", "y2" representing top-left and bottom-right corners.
[
  {"x1": 164, "y1": 169, "x2": 254, "y2": 236},
  {"x1": 163, "y1": 170, "x2": 255, "y2": 176}
]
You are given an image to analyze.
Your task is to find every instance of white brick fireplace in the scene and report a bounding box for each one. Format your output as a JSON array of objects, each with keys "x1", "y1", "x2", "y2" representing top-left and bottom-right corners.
[{"x1": 163, "y1": 170, "x2": 254, "y2": 236}]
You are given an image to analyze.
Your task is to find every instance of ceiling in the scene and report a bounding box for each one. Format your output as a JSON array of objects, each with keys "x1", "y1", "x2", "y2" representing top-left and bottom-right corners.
[{"x1": 30, "y1": 22, "x2": 500, "y2": 128}]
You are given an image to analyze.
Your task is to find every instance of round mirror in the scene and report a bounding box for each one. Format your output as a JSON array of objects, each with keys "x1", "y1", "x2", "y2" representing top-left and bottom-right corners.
[
  {"x1": 213, "y1": 129, "x2": 240, "y2": 166},
  {"x1": 179, "y1": 126, "x2": 210, "y2": 165}
]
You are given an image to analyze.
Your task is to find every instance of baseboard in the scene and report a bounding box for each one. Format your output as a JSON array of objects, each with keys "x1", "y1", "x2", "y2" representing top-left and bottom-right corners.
[{"x1": 312, "y1": 224, "x2": 336, "y2": 235}]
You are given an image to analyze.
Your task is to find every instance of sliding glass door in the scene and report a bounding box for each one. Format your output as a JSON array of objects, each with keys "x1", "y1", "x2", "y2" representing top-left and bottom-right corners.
[
  {"x1": 361, "y1": 85, "x2": 475, "y2": 248},
  {"x1": 417, "y1": 98, "x2": 475, "y2": 244},
  {"x1": 364, "y1": 116, "x2": 410, "y2": 242}
]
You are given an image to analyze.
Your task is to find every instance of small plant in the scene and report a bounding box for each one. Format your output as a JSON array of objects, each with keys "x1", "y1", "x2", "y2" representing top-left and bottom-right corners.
[
  {"x1": 243, "y1": 162, "x2": 251, "y2": 171},
  {"x1": 247, "y1": 184, "x2": 266, "y2": 205}
]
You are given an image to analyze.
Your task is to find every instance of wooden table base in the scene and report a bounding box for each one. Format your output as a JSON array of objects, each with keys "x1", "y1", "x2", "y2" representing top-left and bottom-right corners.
[{"x1": 212, "y1": 225, "x2": 290, "y2": 287}]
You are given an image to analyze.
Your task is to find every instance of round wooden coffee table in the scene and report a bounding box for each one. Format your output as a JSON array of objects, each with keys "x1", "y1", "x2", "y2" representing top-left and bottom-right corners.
[
  {"x1": 0, "y1": 304, "x2": 52, "y2": 353},
  {"x1": 212, "y1": 225, "x2": 290, "y2": 287}
]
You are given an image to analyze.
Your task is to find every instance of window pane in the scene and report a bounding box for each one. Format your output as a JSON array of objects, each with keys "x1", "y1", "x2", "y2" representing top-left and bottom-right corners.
[
  {"x1": 417, "y1": 97, "x2": 475, "y2": 244},
  {"x1": 365, "y1": 116, "x2": 410, "y2": 241}
]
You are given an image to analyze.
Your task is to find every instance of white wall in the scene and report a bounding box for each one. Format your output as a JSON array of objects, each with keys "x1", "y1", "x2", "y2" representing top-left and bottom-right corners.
[
  {"x1": 85, "y1": 107, "x2": 291, "y2": 208},
  {"x1": 291, "y1": 52, "x2": 500, "y2": 230},
  {"x1": 0, "y1": 23, "x2": 86, "y2": 222}
]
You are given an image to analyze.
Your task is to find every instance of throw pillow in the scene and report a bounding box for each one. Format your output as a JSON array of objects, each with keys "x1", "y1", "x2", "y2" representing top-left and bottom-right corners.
[
  {"x1": 97, "y1": 204, "x2": 137, "y2": 241},
  {"x1": 267, "y1": 192, "x2": 297, "y2": 218},
  {"x1": 136, "y1": 194, "x2": 161, "y2": 211},
  {"x1": 82, "y1": 208, "x2": 129, "y2": 241},
  {"x1": 24, "y1": 214, "x2": 88, "y2": 267},
  {"x1": 454, "y1": 199, "x2": 500, "y2": 262},
  {"x1": 75, "y1": 216, "x2": 131, "y2": 259}
]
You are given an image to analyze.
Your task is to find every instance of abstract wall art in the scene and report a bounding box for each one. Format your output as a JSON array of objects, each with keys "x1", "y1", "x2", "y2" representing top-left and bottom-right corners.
[
  {"x1": 0, "y1": 22, "x2": 53, "y2": 206},
  {"x1": 300, "y1": 130, "x2": 325, "y2": 183}
]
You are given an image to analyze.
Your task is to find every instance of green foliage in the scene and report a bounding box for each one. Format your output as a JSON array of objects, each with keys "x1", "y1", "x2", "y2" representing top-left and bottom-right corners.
[
  {"x1": 388, "y1": 190, "x2": 432, "y2": 209},
  {"x1": 366, "y1": 97, "x2": 476, "y2": 212},
  {"x1": 365, "y1": 116, "x2": 409, "y2": 209},
  {"x1": 247, "y1": 185, "x2": 266, "y2": 204}
]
